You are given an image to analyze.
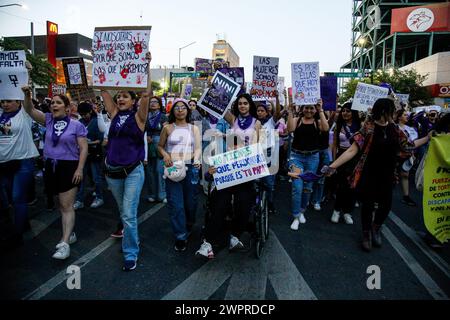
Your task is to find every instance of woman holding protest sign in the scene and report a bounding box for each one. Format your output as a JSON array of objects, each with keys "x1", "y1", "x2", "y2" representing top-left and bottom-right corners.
[
  {"x1": 195, "y1": 93, "x2": 262, "y2": 259},
  {"x1": 287, "y1": 98, "x2": 329, "y2": 230},
  {"x1": 158, "y1": 99, "x2": 202, "y2": 252},
  {"x1": 329, "y1": 102, "x2": 361, "y2": 224},
  {"x1": 0, "y1": 98, "x2": 39, "y2": 248},
  {"x1": 100, "y1": 51, "x2": 152, "y2": 271},
  {"x1": 322, "y1": 98, "x2": 431, "y2": 252},
  {"x1": 21, "y1": 86, "x2": 88, "y2": 260},
  {"x1": 146, "y1": 96, "x2": 168, "y2": 203}
]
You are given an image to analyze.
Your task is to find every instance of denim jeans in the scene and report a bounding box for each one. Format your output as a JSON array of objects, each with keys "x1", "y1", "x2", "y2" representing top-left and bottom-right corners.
[
  {"x1": 106, "y1": 163, "x2": 145, "y2": 261},
  {"x1": 262, "y1": 174, "x2": 275, "y2": 209},
  {"x1": 165, "y1": 164, "x2": 199, "y2": 241},
  {"x1": 76, "y1": 159, "x2": 104, "y2": 202},
  {"x1": 289, "y1": 152, "x2": 320, "y2": 217},
  {"x1": 146, "y1": 135, "x2": 166, "y2": 201},
  {"x1": 0, "y1": 158, "x2": 34, "y2": 234},
  {"x1": 311, "y1": 149, "x2": 331, "y2": 205}
]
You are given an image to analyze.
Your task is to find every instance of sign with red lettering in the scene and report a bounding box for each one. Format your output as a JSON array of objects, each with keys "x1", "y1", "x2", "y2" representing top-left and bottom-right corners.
[
  {"x1": 391, "y1": 3, "x2": 450, "y2": 34},
  {"x1": 92, "y1": 26, "x2": 151, "y2": 90},
  {"x1": 252, "y1": 56, "x2": 279, "y2": 101}
]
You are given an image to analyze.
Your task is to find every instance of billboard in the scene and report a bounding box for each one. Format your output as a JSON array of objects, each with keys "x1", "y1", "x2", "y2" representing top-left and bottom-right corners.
[{"x1": 391, "y1": 3, "x2": 450, "y2": 34}]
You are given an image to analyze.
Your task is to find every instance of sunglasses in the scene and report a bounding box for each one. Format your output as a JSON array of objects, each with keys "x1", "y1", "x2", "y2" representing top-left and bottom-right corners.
[{"x1": 150, "y1": 100, "x2": 159, "y2": 104}]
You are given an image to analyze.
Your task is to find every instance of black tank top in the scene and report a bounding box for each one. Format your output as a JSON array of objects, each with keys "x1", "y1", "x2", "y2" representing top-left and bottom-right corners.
[{"x1": 292, "y1": 120, "x2": 320, "y2": 152}]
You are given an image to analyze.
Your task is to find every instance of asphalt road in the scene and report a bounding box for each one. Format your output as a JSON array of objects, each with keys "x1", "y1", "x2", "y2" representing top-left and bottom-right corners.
[{"x1": 1, "y1": 174, "x2": 449, "y2": 300}]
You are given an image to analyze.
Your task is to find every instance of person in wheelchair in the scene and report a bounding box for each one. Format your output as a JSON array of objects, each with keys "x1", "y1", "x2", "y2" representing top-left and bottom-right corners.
[{"x1": 195, "y1": 93, "x2": 261, "y2": 259}]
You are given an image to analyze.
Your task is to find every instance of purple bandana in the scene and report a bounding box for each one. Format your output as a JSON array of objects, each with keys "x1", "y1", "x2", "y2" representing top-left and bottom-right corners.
[
  {"x1": 237, "y1": 114, "x2": 253, "y2": 130},
  {"x1": 208, "y1": 114, "x2": 218, "y2": 125},
  {"x1": 148, "y1": 111, "x2": 162, "y2": 130},
  {"x1": 52, "y1": 116, "x2": 70, "y2": 147},
  {"x1": 0, "y1": 108, "x2": 21, "y2": 125}
]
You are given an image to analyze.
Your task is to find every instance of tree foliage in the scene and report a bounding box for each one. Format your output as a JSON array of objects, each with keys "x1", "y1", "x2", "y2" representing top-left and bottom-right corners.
[
  {"x1": 340, "y1": 68, "x2": 433, "y2": 106},
  {"x1": 0, "y1": 37, "x2": 56, "y2": 87}
]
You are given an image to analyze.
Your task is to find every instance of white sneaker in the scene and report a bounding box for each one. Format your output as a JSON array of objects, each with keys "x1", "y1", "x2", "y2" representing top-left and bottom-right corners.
[
  {"x1": 90, "y1": 198, "x2": 104, "y2": 208},
  {"x1": 331, "y1": 210, "x2": 340, "y2": 223},
  {"x1": 92, "y1": 191, "x2": 96, "y2": 197},
  {"x1": 299, "y1": 213, "x2": 306, "y2": 224},
  {"x1": 73, "y1": 201, "x2": 84, "y2": 210},
  {"x1": 229, "y1": 235, "x2": 244, "y2": 250},
  {"x1": 162, "y1": 199, "x2": 167, "y2": 204},
  {"x1": 313, "y1": 203, "x2": 321, "y2": 211},
  {"x1": 355, "y1": 201, "x2": 359, "y2": 208},
  {"x1": 343, "y1": 213, "x2": 354, "y2": 225},
  {"x1": 147, "y1": 197, "x2": 155, "y2": 203},
  {"x1": 52, "y1": 242, "x2": 70, "y2": 260},
  {"x1": 196, "y1": 240, "x2": 214, "y2": 259},
  {"x1": 290, "y1": 218, "x2": 300, "y2": 230},
  {"x1": 56, "y1": 232, "x2": 77, "y2": 249}
]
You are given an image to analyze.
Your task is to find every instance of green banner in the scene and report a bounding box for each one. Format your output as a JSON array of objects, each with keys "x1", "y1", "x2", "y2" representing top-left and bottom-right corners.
[{"x1": 423, "y1": 134, "x2": 450, "y2": 243}]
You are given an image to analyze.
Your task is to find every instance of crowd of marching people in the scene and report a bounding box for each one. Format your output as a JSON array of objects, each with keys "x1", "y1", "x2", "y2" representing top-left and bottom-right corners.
[{"x1": 1, "y1": 53, "x2": 450, "y2": 272}]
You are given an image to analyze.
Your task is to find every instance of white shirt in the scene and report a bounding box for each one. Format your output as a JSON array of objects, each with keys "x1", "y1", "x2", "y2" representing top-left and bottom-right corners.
[
  {"x1": 399, "y1": 124, "x2": 418, "y2": 143},
  {"x1": 0, "y1": 107, "x2": 39, "y2": 163}
]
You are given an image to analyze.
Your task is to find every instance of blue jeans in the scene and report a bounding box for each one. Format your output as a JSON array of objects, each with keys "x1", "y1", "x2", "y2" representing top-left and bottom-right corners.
[
  {"x1": 0, "y1": 158, "x2": 34, "y2": 234},
  {"x1": 312, "y1": 149, "x2": 331, "y2": 205},
  {"x1": 289, "y1": 152, "x2": 320, "y2": 217},
  {"x1": 106, "y1": 163, "x2": 145, "y2": 261},
  {"x1": 262, "y1": 174, "x2": 275, "y2": 209},
  {"x1": 76, "y1": 159, "x2": 104, "y2": 202},
  {"x1": 146, "y1": 136, "x2": 166, "y2": 201},
  {"x1": 165, "y1": 164, "x2": 199, "y2": 241}
]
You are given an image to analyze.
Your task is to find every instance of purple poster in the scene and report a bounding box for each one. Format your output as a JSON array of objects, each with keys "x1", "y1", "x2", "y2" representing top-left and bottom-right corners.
[
  {"x1": 195, "y1": 58, "x2": 213, "y2": 75},
  {"x1": 218, "y1": 67, "x2": 245, "y2": 95},
  {"x1": 320, "y1": 76, "x2": 338, "y2": 111}
]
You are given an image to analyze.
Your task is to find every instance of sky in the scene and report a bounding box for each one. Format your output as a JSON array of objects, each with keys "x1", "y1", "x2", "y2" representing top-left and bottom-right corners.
[{"x1": 0, "y1": 0, "x2": 353, "y2": 86}]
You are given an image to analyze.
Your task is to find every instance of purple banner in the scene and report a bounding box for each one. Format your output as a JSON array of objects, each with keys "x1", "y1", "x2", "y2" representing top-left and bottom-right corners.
[
  {"x1": 195, "y1": 58, "x2": 213, "y2": 75},
  {"x1": 320, "y1": 76, "x2": 338, "y2": 111},
  {"x1": 218, "y1": 67, "x2": 245, "y2": 95}
]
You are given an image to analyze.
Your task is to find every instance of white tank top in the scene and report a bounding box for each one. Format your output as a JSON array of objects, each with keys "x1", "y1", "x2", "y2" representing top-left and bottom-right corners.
[
  {"x1": 232, "y1": 117, "x2": 256, "y2": 147},
  {"x1": 166, "y1": 124, "x2": 194, "y2": 159}
]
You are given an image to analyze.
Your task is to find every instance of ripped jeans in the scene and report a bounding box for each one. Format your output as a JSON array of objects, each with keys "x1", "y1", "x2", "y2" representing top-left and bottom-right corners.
[{"x1": 289, "y1": 151, "x2": 320, "y2": 217}]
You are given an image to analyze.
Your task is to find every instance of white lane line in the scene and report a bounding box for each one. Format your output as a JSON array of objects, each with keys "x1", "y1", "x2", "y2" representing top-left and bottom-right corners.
[
  {"x1": 22, "y1": 203, "x2": 165, "y2": 300},
  {"x1": 382, "y1": 226, "x2": 449, "y2": 300},
  {"x1": 163, "y1": 230, "x2": 317, "y2": 300},
  {"x1": 389, "y1": 212, "x2": 450, "y2": 280}
]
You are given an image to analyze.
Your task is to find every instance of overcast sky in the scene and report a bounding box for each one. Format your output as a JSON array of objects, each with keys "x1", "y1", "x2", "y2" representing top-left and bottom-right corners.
[{"x1": 0, "y1": 0, "x2": 353, "y2": 85}]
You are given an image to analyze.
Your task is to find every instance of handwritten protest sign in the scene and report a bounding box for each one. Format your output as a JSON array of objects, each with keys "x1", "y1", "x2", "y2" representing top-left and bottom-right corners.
[
  {"x1": 352, "y1": 82, "x2": 389, "y2": 111},
  {"x1": 291, "y1": 62, "x2": 320, "y2": 105},
  {"x1": 320, "y1": 76, "x2": 337, "y2": 111},
  {"x1": 423, "y1": 135, "x2": 450, "y2": 243},
  {"x1": 182, "y1": 83, "x2": 193, "y2": 100},
  {"x1": 0, "y1": 51, "x2": 28, "y2": 100},
  {"x1": 198, "y1": 71, "x2": 241, "y2": 119},
  {"x1": 62, "y1": 58, "x2": 88, "y2": 89},
  {"x1": 277, "y1": 76, "x2": 285, "y2": 106},
  {"x1": 92, "y1": 26, "x2": 151, "y2": 90},
  {"x1": 218, "y1": 67, "x2": 245, "y2": 95},
  {"x1": 51, "y1": 84, "x2": 67, "y2": 96},
  {"x1": 195, "y1": 58, "x2": 213, "y2": 77},
  {"x1": 252, "y1": 56, "x2": 279, "y2": 100},
  {"x1": 396, "y1": 93, "x2": 410, "y2": 105},
  {"x1": 208, "y1": 144, "x2": 269, "y2": 190}
]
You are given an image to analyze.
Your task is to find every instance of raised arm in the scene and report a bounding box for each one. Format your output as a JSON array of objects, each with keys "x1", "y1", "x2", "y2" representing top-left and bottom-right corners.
[
  {"x1": 136, "y1": 52, "x2": 153, "y2": 130},
  {"x1": 223, "y1": 109, "x2": 235, "y2": 127},
  {"x1": 287, "y1": 104, "x2": 299, "y2": 133},
  {"x1": 100, "y1": 90, "x2": 118, "y2": 120},
  {"x1": 316, "y1": 99, "x2": 329, "y2": 132},
  {"x1": 273, "y1": 90, "x2": 281, "y2": 122},
  {"x1": 21, "y1": 86, "x2": 45, "y2": 126}
]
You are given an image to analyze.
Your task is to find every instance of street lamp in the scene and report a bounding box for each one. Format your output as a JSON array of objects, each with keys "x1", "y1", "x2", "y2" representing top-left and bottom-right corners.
[
  {"x1": 178, "y1": 41, "x2": 196, "y2": 69},
  {"x1": 0, "y1": 3, "x2": 27, "y2": 9}
]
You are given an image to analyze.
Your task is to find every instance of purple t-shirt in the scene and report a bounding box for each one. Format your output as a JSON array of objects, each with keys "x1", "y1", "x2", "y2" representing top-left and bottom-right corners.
[{"x1": 44, "y1": 113, "x2": 87, "y2": 160}]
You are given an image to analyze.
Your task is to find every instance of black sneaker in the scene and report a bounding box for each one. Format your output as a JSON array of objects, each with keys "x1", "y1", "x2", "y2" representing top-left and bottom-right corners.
[
  {"x1": 174, "y1": 239, "x2": 187, "y2": 252},
  {"x1": 402, "y1": 196, "x2": 417, "y2": 206},
  {"x1": 122, "y1": 260, "x2": 137, "y2": 271}
]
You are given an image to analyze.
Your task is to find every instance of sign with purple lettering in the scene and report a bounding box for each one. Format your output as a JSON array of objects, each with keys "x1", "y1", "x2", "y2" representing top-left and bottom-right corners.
[
  {"x1": 198, "y1": 71, "x2": 241, "y2": 119},
  {"x1": 92, "y1": 26, "x2": 151, "y2": 90},
  {"x1": 252, "y1": 56, "x2": 279, "y2": 100},
  {"x1": 195, "y1": 58, "x2": 213, "y2": 76},
  {"x1": 320, "y1": 76, "x2": 337, "y2": 111},
  {"x1": 353, "y1": 82, "x2": 389, "y2": 111},
  {"x1": 62, "y1": 57, "x2": 88, "y2": 89},
  {"x1": 291, "y1": 62, "x2": 320, "y2": 105},
  {"x1": 218, "y1": 67, "x2": 245, "y2": 95},
  {"x1": 0, "y1": 50, "x2": 28, "y2": 100}
]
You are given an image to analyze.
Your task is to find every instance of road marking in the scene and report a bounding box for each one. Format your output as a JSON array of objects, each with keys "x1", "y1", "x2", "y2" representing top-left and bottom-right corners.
[
  {"x1": 382, "y1": 226, "x2": 449, "y2": 300},
  {"x1": 162, "y1": 230, "x2": 317, "y2": 300},
  {"x1": 389, "y1": 212, "x2": 450, "y2": 280},
  {"x1": 22, "y1": 203, "x2": 165, "y2": 300}
]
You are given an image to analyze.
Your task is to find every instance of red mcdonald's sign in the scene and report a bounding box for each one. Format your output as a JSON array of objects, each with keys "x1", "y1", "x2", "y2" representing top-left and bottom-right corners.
[
  {"x1": 391, "y1": 3, "x2": 450, "y2": 34},
  {"x1": 47, "y1": 21, "x2": 58, "y2": 97}
]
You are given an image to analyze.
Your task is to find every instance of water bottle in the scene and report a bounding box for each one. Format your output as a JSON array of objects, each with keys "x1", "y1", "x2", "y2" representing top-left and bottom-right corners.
[{"x1": 191, "y1": 166, "x2": 199, "y2": 184}]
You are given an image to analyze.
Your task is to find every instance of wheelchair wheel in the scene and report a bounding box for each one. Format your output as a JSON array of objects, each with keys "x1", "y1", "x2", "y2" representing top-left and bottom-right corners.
[{"x1": 255, "y1": 190, "x2": 267, "y2": 259}]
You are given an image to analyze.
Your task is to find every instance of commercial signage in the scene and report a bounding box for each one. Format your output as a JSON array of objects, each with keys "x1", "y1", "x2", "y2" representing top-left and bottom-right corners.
[{"x1": 391, "y1": 3, "x2": 450, "y2": 33}]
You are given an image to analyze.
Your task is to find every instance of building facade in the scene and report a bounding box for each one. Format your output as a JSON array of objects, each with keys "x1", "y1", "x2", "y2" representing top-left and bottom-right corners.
[{"x1": 212, "y1": 39, "x2": 240, "y2": 67}]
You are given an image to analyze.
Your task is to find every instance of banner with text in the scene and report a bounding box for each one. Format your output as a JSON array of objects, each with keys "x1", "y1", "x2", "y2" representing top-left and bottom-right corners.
[
  {"x1": 198, "y1": 71, "x2": 241, "y2": 119},
  {"x1": 208, "y1": 144, "x2": 270, "y2": 190},
  {"x1": 92, "y1": 26, "x2": 151, "y2": 90},
  {"x1": 195, "y1": 58, "x2": 214, "y2": 76},
  {"x1": 182, "y1": 83, "x2": 193, "y2": 100},
  {"x1": 352, "y1": 82, "x2": 389, "y2": 111},
  {"x1": 423, "y1": 134, "x2": 450, "y2": 244},
  {"x1": 218, "y1": 67, "x2": 245, "y2": 95},
  {"x1": 291, "y1": 62, "x2": 320, "y2": 105},
  {"x1": 320, "y1": 76, "x2": 338, "y2": 111},
  {"x1": 252, "y1": 56, "x2": 279, "y2": 100},
  {"x1": 0, "y1": 50, "x2": 28, "y2": 100}
]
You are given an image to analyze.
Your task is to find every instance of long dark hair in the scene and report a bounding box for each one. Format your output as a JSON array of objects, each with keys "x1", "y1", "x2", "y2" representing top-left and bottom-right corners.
[
  {"x1": 371, "y1": 98, "x2": 395, "y2": 121},
  {"x1": 150, "y1": 96, "x2": 164, "y2": 112},
  {"x1": 231, "y1": 93, "x2": 257, "y2": 118},
  {"x1": 334, "y1": 102, "x2": 361, "y2": 147},
  {"x1": 168, "y1": 100, "x2": 191, "y2": 124}
]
